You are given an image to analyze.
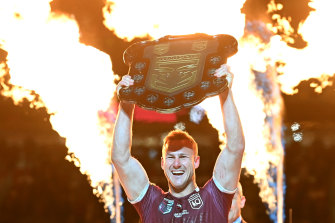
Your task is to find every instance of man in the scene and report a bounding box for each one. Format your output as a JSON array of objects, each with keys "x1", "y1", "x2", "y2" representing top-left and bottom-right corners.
[
  {"x1": 228, "y1": 182, "x2": 247, "y2": 223},
  {"x1": 111, "y1": 64, "x2": 245, "y2": 222}
]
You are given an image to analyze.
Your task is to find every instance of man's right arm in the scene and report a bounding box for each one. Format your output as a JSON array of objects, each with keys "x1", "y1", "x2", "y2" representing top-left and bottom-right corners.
[
  {"x1": 212, "y1": 65, "x2": 245, "y2": 192},
  {"x1": 111, "y1": 76, "x2": 149, "y2": 202}
]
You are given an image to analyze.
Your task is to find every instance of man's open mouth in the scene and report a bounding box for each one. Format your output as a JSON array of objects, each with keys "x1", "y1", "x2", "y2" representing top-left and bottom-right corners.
[{"x1": 171, "y1": 170, "x2": 185, "y2": 176}]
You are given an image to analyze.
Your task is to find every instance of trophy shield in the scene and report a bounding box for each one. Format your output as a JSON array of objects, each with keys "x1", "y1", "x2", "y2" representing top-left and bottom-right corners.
[{"x1": 119, "y1": 33, "x2": 238, "y2": 113}]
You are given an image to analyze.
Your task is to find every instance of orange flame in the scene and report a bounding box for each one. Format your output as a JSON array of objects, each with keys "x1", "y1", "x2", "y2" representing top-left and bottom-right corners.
[
  {"x1": 2, "y1": 0, "x2": 334, "y2": 222},
  {"x1": 102, "y1": 0, "x2": 286, "y2": 222},
  {"x1": 103, "y1": 0, "x2": 335, "y2": 222},
  {"x1": 0, "y1": 0, "x2": 118, "y2": 219},
  {"x1": 268, "y1": 0, "x2": 335, "y2": 94},
  {"x1": 103, "y1": 0, "x2": 246, "y2": 41},
  {"x1": 200, "y1": 36, "x2": 284, "y2": 222}
]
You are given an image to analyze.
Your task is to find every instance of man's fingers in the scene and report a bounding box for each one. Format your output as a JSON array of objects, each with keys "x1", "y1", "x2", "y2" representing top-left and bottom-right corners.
[
  {"x1": 225, "y1": 73, "x2": 233, "y2": 88},
  {"x1": 214, "y1": 64, "x2": 230, "y2": 76},
  {"x1": 122, "y1": 75, "x2": 134, "y2": 85},
  {"x1": 117, "y1": 75, "x2": 134, "y2": 95},
  {"x1": 214, "y1": 64, "x2": 234, "y2": 88},
  {"x1": 120, "y1": 75, "x2": 134, "y2": 87}
]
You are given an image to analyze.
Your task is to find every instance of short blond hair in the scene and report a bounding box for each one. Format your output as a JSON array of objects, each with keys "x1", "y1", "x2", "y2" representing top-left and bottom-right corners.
[{"x1": 162, "y1": 130, "x2": 198, "y2": 156}]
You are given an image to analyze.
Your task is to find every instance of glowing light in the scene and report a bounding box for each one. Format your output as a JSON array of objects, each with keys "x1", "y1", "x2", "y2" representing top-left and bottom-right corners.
[
  {"x1": 293, "y1": 132, "x2": 303, "y2": 142},
  {"x1": 291, "y1": 122, "x2": 303, "y2": 142},
  {"x1": 174, "y1": 122, "x2": 186, "y2": 131},
  {"x1": 189, "y1": 105, "x2": 206, "y2": 124},
  {"x1": 1, "y1": 0, "x2": 334, "y2": 222},
  {"x1": 268, "y1": 0, "x2": 335, "y2": 94},
  {"x1": 0, "y1": 0, "x2": 119, "y2": 219},
  {"x1": 103, "y1": 0, "x2": 287, "y2": 222},
  {"x1": 291, "y1": 122, "x2": 300, "y2": 132},
  {"x1": 103, "y1": 0, "x2": 246, "y2": 41}
]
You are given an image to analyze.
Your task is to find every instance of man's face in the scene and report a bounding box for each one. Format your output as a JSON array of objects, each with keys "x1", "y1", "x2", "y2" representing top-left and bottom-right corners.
[{"x1": 161, "y1": 146, "x2": 199, "y2": 190}]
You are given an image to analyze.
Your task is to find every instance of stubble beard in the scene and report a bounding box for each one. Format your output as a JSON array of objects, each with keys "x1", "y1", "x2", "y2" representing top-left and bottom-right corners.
[{"x1": 166, "y1": 170, "x2": 196, "y2": 194}]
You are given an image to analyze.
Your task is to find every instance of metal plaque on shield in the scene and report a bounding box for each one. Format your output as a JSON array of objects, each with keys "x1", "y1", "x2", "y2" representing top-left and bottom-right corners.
[{"x1": 119, "y1": 33, "x2": 238, "y2": 113}]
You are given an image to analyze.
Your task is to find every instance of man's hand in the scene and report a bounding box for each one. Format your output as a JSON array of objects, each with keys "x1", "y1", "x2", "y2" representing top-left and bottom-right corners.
[
  {"x1": 214, "y1": 64, "x2": 233, "y2": 89},
  {"x1": 117, "y1": 74, "x2": 134, "y2": 96}
]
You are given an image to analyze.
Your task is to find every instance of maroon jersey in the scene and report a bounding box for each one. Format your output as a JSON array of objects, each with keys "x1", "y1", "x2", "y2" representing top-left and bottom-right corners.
[{"x1": 132, "y1": 178, "x2": 234, "y2": 223}]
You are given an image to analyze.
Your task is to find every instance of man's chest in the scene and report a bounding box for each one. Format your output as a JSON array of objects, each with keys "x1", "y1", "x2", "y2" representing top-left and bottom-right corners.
[{"x1": 150, "y1": 192, "x2": 224, "y2": 223}]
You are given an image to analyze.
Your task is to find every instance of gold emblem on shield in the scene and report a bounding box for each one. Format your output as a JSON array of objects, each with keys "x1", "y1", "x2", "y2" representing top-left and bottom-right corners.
[
  {"x1": 147, "y1": 53, "x2": 201, "y2": 95},
  {"x1": 192, "y1": 40, "x2": 208, "y2": 52},
  {"x1": 154, "y1": 43, "x2": 170, "y2": 55}
]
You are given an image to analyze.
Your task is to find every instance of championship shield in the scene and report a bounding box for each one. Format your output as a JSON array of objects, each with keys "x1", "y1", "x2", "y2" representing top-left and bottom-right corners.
[{"x1": 119, "y1": 33, "x2": 238, "y2": 113}]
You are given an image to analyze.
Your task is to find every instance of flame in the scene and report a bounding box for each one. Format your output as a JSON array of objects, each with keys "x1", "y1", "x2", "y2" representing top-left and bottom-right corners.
[
  {"x1": 200, "y1": 37, "x2": 284, "y2": 222},
  {"x1": 1, "y1": 0, "x2": 334, "y2": 222},
  {"x1": 0, "y1": 0, "x2": 119, "y2": 219},
  {"x1": 103, "y1": 0, "x2": 246, "y2": 41},
  {"x1": 268, "y1": 0, "x2": 335, "y2": 94},
  {"x1": 199, "y1": 1, "x2": 335, "y2": 220},
  {"x1": 102, "y1": 0, "x2": 287, "y2": 222}
]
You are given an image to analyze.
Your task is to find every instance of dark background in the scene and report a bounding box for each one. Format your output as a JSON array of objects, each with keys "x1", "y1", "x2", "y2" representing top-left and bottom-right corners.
[{"x1": 1, "y1": 0, "x2": 335, "y2": 222}]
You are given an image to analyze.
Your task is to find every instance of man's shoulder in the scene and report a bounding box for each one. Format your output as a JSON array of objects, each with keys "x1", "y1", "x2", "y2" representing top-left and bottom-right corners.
[
  {"x1": 142, "y1": 183, "x2": 167, "y2": 202},
  {"x1": 201, "y1": 177, "x2": 215, "y2": 189},
  {"x1": 200, "y1": 177, "x2": 221, "y2": 194},
  {"x1": 148, "y1": 182, "x2": 166, "y2": 194},
  {"x1": 198, "y1": 178, "x2": 222, "y2": 200}
]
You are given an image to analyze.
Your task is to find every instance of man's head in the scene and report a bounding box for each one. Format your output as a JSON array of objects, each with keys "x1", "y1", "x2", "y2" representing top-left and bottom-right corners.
[
  {"x1": 162, "y1": 130, "x2": 198, "y2": 157},
  {"x1": 161, "y1": 130, "x2": 200, "y2": 191},
  {"x1": 228, "y1": 182, "x2": 246, "y2": 223}
]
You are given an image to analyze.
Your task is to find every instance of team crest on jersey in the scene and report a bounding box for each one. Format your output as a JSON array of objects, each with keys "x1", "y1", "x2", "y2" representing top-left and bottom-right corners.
[
  {"x1": 188, "y1": 193, "x2": 203, "y2": 209},
  {"x1": 158, "y1": 198, "x2": 174, "y2": 214}
]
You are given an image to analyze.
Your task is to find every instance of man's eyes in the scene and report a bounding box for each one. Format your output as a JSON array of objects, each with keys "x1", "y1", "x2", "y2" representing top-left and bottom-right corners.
[
  {"x1": 168, "y1": 156, "x2": 188, "y2": 158},
  {"x1": 166, "y1": 155, "x2": 190, "y2": 159}
]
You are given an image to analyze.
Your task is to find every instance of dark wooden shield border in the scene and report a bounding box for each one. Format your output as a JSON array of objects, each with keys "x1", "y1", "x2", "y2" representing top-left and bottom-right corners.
[{"x1": 119, "y1": 33, "x2": 238, "y2": 113}]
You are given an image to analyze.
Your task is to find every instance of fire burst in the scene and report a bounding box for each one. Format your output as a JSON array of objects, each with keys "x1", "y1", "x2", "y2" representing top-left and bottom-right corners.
[{"x1": 0, "y1": 0, "x2": 119, "y2": 220}]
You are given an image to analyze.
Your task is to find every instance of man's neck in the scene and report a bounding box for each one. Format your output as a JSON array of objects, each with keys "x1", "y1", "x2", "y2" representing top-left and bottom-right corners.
[{"x1": 169, "y1": 182, "x2": 198, "y2": 198}]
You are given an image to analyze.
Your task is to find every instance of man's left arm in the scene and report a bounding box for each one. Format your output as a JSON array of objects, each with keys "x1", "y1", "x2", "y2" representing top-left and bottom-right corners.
[{"x1": 213, "y1": 64, "x2": 245, "y2": 192}]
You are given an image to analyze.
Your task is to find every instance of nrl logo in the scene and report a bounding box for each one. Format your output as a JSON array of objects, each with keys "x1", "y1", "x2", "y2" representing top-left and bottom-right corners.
[
  {"x1": 158, "y1": 198, "x2": 174, "y2": 214},
  {"x1": 154, "y1": 43, "x2": 170, "y2": 55},
  {"x1": 188, "y1": 193, "x2": 203, "y2": 209},
  {"x1": 191, "y1": 40, "x2": 208, "y2": 52}
]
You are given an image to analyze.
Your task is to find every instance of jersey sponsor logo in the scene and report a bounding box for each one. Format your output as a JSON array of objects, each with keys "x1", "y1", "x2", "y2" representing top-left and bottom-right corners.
[
  {"x1": 158, "y1": 198, "x2": 174, "y2": 214},
  {"x1": 174, "y1": 210, "x2": 189, "y2": 218},
  {"x1": 188, "y1": 193, "x2": 203, "y2": 209}
]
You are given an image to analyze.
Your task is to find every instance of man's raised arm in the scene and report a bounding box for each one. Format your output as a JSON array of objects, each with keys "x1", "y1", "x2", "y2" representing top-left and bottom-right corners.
[
  {"x1": 111, "y1": 75, "x2": 149, "y2": 201},
  {"x1": 213, "y1": 65, "x2": 245, "y2": 192}
]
